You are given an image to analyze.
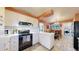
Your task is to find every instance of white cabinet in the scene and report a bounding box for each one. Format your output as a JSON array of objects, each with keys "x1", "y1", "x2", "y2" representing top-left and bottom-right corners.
[
  {"x1": 0, "y1": 35, "x2": 19, "y2": 51},
  {"x1": 32, "y1": 33, "x2": 39, "y2": 45},
  {"x1": 0, "y1": 36, "x2": 10, "y2": 51},
  {"x1": 10, "y1": 35, "x2": 19, "y2": 51},
  {"x1": 0, "y1": 36, "x2": 5, "y2": 51},
  {"x1": 3, "y1": 36, "x2": 10, "y2": 51},
  {"x1": 39, "y1": 32, "x2": 54, "y2": 50}
]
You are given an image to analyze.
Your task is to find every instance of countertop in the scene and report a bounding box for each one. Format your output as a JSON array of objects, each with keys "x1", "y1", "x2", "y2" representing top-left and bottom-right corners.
[
  {"x1": 0, "y1": 34, "x2": 19, "y2": 38},
  {"x1": 0, "y1": 32, "x2": 55, "y2": 38},
  {"x1": 39, "y1": 32, "x2": 54, "y2": 35}
]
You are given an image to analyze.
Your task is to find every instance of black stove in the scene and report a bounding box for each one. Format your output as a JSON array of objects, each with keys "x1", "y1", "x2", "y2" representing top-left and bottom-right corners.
[{"x1": 18, "y1": 30, "x2": 32, "y2": 51}]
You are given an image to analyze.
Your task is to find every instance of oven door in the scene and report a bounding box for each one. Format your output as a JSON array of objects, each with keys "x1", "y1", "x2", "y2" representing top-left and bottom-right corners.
[{"x1": 19, "y1": 34, "x2": 32, "y2": 51}]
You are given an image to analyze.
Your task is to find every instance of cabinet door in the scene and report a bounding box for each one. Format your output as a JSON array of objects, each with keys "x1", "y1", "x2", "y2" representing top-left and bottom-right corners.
[
  {"x1": 0, "y1": 36, "x2": 10, "y2": 51},
  {"x1": 10, "y1": 36, "x2": 19, "y2": 51},
  {"x1": 33, "y1": 33, "x2": 39, "y2": 45},
  {"x1": 0, "y1": 37, "x2": 4, "y2": 51},
  {"x1": 3, "y1": 37, "x2": 10, "y2": 51}
]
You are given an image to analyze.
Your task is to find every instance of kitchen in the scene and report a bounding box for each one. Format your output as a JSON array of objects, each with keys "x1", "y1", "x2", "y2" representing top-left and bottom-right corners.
[{"x1": 0, "y1": 7, "x2": 79, "y2": 51}]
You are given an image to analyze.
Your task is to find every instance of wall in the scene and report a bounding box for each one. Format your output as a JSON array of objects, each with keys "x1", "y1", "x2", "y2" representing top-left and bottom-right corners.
[
  {"x1": 0, "y1": 7, "x2": 5, "y2": 35},
  {"x1": 5, "y1": 10, "x2": 38, "y2": 27},
  {"x1": 74, "y1": 13, "x2": 79, "y2": 21},
  {"x1": 0, "y1": 7, "x2": 5, "y2": 18},
  {"x1": 5, "y1": 9, "x2": 39, "y2": 34}
]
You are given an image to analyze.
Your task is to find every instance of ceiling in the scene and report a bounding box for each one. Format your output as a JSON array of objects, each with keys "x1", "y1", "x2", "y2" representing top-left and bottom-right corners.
[
  {"x1": 14, "y1": 7, "x2": 51, "y2": 17},
  {"x1": 14, "y1": 7, "x2": 79, "y2": 22}
]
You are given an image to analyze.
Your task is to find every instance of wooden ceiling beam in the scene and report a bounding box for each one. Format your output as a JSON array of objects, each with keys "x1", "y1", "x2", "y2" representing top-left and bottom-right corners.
[
  {"x1": 37, "y1": 9, "x2": 54, "y2": 18},
  {"x1": 74, "y1": 13, "x2": 79, "y2": 21},
  {"x1": 5, "y1": 7, "x2": 38, "y2": 19},
  {"x1": 50, "y1": 18, "x2": 73, "y2": 24},
  {"x1": 59, "y1": 18, "x2": 73, "y2": 23}
]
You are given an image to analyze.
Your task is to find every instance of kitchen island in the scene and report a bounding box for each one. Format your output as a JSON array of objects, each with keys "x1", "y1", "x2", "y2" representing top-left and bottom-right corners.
[{"x1": 39, "y1": 32, "x2": 55, "y2": 50}]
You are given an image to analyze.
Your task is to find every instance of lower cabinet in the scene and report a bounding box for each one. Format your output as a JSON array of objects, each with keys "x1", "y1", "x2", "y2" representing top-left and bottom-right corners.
[
  {"x1": 0, "y1": 37, "x2": 5, "y2": 51},
  {"x1": 39, "y1": 33, "x2": 54, "y2": 50},
  {"x1": 4, "y1": 37, "x2": 10, "y2": 51},
  {"x1": 10, "y1": 35, "x2": 19, "y2": 51},
  {"x1": 0, "y1": 36, "x2": 10, "y2": 51},
  {"x1": 0, "y1": 35, "x2": 19, "y2": 51},
  {"x1": 32, "y1": 33, "x2": 39, "y2": 45}
]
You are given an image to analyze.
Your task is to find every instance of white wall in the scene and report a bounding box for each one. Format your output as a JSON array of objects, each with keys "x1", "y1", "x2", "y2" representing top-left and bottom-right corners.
[
  {"x1": 5, "y1": 10, "x2": 38, "y2": 26},
  {"x1": 0, "y1": 7, "x2": 5, "y2": 35},
  {"x1": 5, "y1": 10, "x2": 39, "y2": 33}
]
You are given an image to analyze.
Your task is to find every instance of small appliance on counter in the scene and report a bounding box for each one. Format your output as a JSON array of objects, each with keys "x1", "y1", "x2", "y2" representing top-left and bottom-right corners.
[{"x1": 4, "y1": 30, "x2": 8, "y2": 34}]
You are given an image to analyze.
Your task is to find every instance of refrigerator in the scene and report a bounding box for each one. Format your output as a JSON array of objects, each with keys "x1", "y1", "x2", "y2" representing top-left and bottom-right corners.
[{"x1": 74, "y1": 21, "x2": 79, "y2": 51}]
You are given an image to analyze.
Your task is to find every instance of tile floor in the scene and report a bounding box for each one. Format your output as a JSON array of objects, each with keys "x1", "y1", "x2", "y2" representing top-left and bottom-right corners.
[{"x1": 23, "y1": 38, "x2": 75, "y2": 51}]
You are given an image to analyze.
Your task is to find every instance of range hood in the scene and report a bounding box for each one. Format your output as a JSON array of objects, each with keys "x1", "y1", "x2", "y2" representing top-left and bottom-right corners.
[{"x1": 19, "y1": 21, "x2": 33, "y2": 26}]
